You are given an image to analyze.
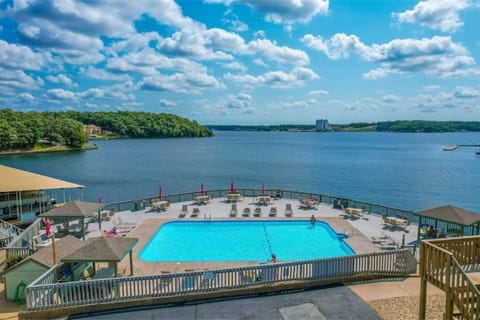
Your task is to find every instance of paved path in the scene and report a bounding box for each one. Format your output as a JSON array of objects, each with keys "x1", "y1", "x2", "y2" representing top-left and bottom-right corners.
[{"x1": 71, "y1": 284, "x2": 381, "y2": 320}]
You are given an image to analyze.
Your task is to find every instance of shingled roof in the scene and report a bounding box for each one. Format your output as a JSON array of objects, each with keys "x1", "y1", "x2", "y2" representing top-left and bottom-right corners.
[
  {"x1": 61, "y1": 237, "x2": 138, "y2": 263},
  {"x1": 29, "y1": 235, "x2": 84, "y2": 268},
  {"x1": 416, "y1": 205, "x2": 480, "y2": 226},
  {"x1": 39, "y1": 201, "x2": 104, "y2": 218}
]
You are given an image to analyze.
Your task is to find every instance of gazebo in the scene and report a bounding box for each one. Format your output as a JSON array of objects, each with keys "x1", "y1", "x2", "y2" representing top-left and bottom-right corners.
[
  {"x1": 415, "y1": 205, "x2": 480, "y2": 239},
  {"x1": 60, "y1": 237, "x2": 139, "y2": 277},
  {"x1": 39, "y1": 201, "x2": 104, "y2": 240}
]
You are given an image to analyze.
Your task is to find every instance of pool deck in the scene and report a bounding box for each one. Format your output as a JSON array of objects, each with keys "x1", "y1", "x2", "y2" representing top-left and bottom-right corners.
[{"x1": 83, "y1": 196, "x2": 418, "y2": 277}]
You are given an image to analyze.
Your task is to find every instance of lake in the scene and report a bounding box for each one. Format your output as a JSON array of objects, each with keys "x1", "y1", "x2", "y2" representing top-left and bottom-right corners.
[{"x1": 1, "y1": 131, "x2": 479, "y2": 212}]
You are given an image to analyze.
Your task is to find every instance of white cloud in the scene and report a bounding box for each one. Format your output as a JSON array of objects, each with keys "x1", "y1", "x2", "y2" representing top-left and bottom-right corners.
[
  {"x1": 159, "y1": 99, "x2": 177, "y2": 107},
  {"x1": 309, "y1": 89, "x2": 328, "y2": 96},
  {"x1": 382, "y1": 94, "x2": 399, "y2": 103},
  {"x1": 79, "y1": 66, "x2": 131, "y2": 81},
  {"x1": 453, "y1": 86, "x2": 479, "y2": 98},
  {"x1": 208, "y1": 0, "x2": 329, "y2": 24},
  {"x1": 139, "y1": 71, "x2": 223, "y2": 94},
  {"x1": 222, "y1": 61, "x2": 247, "y2": 71},
  {"x1": 0, "y1": 40, "x2": 47, "y2": 70},
  {"x1": 45, "y1": 88, "x2": 76, "y2": 100},
  {"x1": 46, "y1": 74, "x2": 77, "y2": 87},
  {"x1": 226, "y1": 93, "x2": 252, "y2": 109},
  {"x1": 393, "y1": 0, "x2": 470, "y2": 33},
  {"x1": 0, "y1": 67, "x2": 42, "y2": 91},
  {"x1": 302, "y1": 33, "x2": 480, "y2": 79},
  {"x1": 225, "y1": 67, "x2": 318, "y2": 88},
  {"x1": 246, "y1": 39, "x2": 309, "y2": 66}
]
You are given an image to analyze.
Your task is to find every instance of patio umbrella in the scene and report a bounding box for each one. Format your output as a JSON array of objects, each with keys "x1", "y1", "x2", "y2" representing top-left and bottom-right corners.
[
  {"x1": 44, "y1": 218, "x2": 52, "y2": 237},
  {"x1": 158, "y1": 186, "x2": 163, "y2": 200},
  {"x1": 200, "y1": 182, "x2": 205, "y2": 195},
  {"x1": 261, "y1": 182, "x2": 265, "y2": 195},
  {"x1": 230, "y1": 181, "x2": 235, "y2": 193},
  {"x1": 98, "y1": 195, "x2": 102, "y2": 203}
]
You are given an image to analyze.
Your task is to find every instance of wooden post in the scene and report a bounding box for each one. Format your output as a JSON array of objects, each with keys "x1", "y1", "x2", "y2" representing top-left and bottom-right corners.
[
  {"x1": 129, "y1": 251, "x2": 134, "y2": 276},
  {"x1": 419, "y1": 242, "x2": 427, "y2": 320},
  {"x1": 97, "y1": 210, "x2": 102, "y2": 233},
  {"x1": 51, "y1": 233, "x2": 57, "y2": 265},
  {"x1": 444, "y1": 254, "x2": 453, "y2": 319}
]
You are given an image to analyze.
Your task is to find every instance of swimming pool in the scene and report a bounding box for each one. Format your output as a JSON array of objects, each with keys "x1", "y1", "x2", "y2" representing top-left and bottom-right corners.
[{"x1": 139, "y1": 221, "x2": 354, "y2": 262}]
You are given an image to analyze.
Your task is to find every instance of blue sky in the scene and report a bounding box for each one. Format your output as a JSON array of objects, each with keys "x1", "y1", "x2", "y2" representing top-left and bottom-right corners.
[{"x1": 0, "y1": 0, "x2": 479, "y2": 125}]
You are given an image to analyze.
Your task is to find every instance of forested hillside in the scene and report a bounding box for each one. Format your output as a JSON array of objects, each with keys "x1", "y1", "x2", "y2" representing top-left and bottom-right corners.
[{"x1": 0, "y1": 109, "x2": 212, "y2": 152}]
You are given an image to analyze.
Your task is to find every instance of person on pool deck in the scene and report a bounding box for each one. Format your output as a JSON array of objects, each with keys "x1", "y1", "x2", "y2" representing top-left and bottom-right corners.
[
  {"x1": 310, "y1": 215, "x2": 316, "y2": 224},
  {"x1": 271, "y1": 253, "x2": 277, "y2": 263}
]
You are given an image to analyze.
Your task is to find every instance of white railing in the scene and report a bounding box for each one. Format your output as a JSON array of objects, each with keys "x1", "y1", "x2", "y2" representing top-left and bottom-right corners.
[
  {"x1": 27, "y1": 249, "x2": 416, "y2": 311},
  {"x1": 7, "y1": 218, "x2": 42, "y2": 249}
]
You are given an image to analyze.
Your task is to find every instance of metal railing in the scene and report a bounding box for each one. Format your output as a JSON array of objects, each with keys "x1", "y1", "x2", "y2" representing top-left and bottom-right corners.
[
  {"x1": 27, "y1": 249, "x2": 416, "y2": 311},
  {"x1": 419, "y1": 236, "x2": 480, "y2": 319},
  {"x1": 105, "y1": 188, "x2": 416, "y2": 224}
]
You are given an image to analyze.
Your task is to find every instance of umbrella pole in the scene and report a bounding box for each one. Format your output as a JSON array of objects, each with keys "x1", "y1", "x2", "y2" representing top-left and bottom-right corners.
[{"x1": 98, "y1": 210, "x2": 101, "y2": 233}]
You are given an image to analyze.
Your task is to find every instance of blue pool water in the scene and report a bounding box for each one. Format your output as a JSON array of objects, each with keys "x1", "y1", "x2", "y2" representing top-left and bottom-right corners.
[{"x1": 139, "y1": 221, "x2": 354, "y2": 262}]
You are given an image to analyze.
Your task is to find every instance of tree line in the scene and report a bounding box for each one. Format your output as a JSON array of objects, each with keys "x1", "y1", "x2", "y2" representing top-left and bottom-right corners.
[{"x1": 0, "y1": 109, "x2": 213, "y2": 151}]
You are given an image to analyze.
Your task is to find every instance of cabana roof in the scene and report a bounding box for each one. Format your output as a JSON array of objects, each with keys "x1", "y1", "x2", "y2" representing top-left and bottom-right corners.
[
  {"x1": 415, "y1": 205, "x2": 480, "y2": 226},
  {"x1": 29, "y1": 235, "x2": 84, "y2": 268},
  {"x1": 39, "y1": 201, "x2": 104, "y2": 218},
  {"x1": 0, "y1": 165, "x2": 83, "y2": 193},
  {"x1": 61, "y1": 237, "x2": 138, "y2": 263}
]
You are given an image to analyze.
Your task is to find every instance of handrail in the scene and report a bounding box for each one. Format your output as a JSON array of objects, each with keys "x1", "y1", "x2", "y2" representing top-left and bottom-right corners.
[
  {"x1": 26, "y1": 249, "x2": 415, "y2": 311},
  {"x1": 420, "y1": 237, "x2": 480, "y2": 319},
  {"x1": 7, "y1": 218, "x2": 42, "y2": 249}
]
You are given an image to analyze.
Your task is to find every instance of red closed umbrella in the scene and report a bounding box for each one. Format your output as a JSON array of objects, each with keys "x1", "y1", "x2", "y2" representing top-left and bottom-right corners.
[
  {"x1": 98, "y1": 195, "x2": 102, "y2": 203},
  {"x1": 261, "y1": 182, "x2": 265, "y2": 195},
  {"x1": 158, "y1": 186, "x2": 163, "y2": 200},
  {"x1": 45, "y1": 218, "x2": 52, "y2": 238},
  {"x1": 230, "y1": 181, "x2": 235, "y2": 193},
  {"x1": 200, "y1": 182, "x2": 205, "y2": 195}
]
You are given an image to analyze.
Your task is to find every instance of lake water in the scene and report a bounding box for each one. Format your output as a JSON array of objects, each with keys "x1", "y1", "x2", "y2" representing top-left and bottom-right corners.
[{"x1": 1, "y1": 131, "x2": 479, "y2": 212}]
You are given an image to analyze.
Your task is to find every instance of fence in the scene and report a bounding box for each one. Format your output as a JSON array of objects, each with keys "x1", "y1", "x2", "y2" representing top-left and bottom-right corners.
[
  {"x1": 27, "y1": 249, "x2": 416, "y2": 311},
  {"x1": 7, "y1": 218, "x2": 42, "y2": 249}
]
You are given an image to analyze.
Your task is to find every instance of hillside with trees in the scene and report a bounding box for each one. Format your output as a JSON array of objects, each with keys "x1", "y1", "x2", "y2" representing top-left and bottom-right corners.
[{"x1": 0, "y1": 110, "x2": 213, "y2": 152}]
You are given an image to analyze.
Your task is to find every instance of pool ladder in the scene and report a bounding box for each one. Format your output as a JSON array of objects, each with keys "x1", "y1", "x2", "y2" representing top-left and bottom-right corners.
[{"x1": 204, "y1": 214, "x2": 212, "y2": 221}]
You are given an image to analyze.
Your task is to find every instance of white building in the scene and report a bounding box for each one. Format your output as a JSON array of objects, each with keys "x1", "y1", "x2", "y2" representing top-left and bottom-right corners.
[{"x1": 315, "y1": 119, "x2": 332, "y2": 131}]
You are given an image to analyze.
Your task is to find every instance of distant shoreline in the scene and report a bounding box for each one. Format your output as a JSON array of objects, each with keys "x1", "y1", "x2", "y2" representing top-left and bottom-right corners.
[{"x1": 0, "y1": 144, "x2": 97, "y2": 157}]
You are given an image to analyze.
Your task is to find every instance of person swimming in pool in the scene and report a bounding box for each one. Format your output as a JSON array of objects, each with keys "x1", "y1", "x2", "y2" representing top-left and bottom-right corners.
[
  {"x1": 310, "y1": 214, "x2": 316, "y2": 224},
  {"x1": 271, "y1": 253, "x2": 277, "y2": 263}
]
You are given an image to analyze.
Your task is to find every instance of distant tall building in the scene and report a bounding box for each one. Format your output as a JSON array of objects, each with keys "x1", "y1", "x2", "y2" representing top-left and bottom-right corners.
[{"x1": 315, "y1": 119, "x2": 331, "y2": 131}]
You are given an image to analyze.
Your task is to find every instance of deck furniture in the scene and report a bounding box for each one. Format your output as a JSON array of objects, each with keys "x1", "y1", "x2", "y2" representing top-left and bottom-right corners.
[
  {"x1": 253, "y1": 207, "x2": 262, "y2": 217},
  {"x1": 299, "y1": 198, "x2": 318, "y2": 209},
  {"x1": 230, "y1": 204, "x2": 238, "y2": 217},
  {"x1": 191, "y1": 207, "x2": 200, "y2": 218},
  {"x1": 194, "y1": 195, "x2": 210, "y2": 205},
  {"x1": 256, "y1": 195, "x2": 271, "y2": 205},
  {"x1": 179, "y1": 204, "x2": 188, "y2": 218},
  {"x1": 152, "y1": 200, "x2": 170, "y2": 211},
  {"x1": 285, "y1": 203, "x2": 293, "y2": 217},
  {"x1": 269, "y1": 207, "x2": 277, "y2": 217},
  {"x1": 242, "y1": 207, "x2": 251, "y2": 217},
  {"x1": 226, "y1": 193, "x2": 241, "y2": 202}
]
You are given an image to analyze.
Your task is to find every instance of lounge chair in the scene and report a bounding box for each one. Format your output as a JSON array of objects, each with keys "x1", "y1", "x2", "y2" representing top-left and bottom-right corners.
[
  {"x1": 285, "y1": 203, "x2": 293, "y2": 217},
  {"x1": 191, "y1": 207, "x2": 200, "y2": 218},
  {"x1": 116, "y1": 216, "x2": 137, "y2": 228},
  {"x1": 230, "y1": 204, "x2": 238, "y2": 217},
  {"x1": 253, "y1": 207, "x2": 262, "y2": 217},
  {"x1": 242, "y1": 207, "x2": 251, "y2": 217},
  {"x1": 179, "y1": 204, "x2": 188, "y2": 218},
  {"x1": 269, "y1": 207, "x2": 277, "y2": 217},
  {"x1": 371, "y1": 233, "x2": 390, "y2": 244}
]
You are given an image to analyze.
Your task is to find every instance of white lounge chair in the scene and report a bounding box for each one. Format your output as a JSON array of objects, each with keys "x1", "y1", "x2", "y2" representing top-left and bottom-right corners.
[
  {"x1": 285, "y1": 203, "x2": 293, "y2": 217},
  {"x1": 253, "y1": 207, "x2": 262, "y2": 217},
  {"x1": 230, "y1": 204, "x2": 238, "y2": 217},
  {"x1": 269, "y1": 207, "x2": 277, "y2": 217},
  {"x1": 242, "y1": 207, "x2": 251, "y2": 217},
  {"x1": 179, "y1": 204, "x2": 188, "y2": 218}
]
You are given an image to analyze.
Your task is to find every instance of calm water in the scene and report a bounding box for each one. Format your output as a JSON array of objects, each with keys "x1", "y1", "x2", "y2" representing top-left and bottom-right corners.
[
  {"x1": 1, "y1": 131, "x2": 479, "y2": 211},
  {"x1": 139, "y1": 221, "x2": 353, "y2": 262}
]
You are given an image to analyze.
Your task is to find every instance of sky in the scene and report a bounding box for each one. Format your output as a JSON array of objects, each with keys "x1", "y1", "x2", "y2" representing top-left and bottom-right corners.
[{"x1": 0, "y1": 0, "x2": 479, "y2": 125}]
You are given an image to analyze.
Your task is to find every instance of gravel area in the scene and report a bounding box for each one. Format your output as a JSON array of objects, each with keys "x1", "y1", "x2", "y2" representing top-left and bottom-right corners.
[{"x1": 369, "y1": 294, "x2": 446, "y2": 320}]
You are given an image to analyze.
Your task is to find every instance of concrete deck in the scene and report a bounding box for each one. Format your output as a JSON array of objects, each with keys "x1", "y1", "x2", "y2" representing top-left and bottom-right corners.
[{"x1": 81, "y1": 196, "x2": 418, "y2": 276}]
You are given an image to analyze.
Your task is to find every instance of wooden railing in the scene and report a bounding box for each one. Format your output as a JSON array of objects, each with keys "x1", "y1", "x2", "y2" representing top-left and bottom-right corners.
[
  {"x1": 26, "y1": 249, "x2": 415, "y2": 312},
  {"x1": 0, "y1": 218, "x2": 24, "y2": 248},
  {"x1": 7, "y1": 218, "x2": 42, "y2": 249},
  {"x1": 5, "y1": 247, "x2": 35, "y2": 260},
  {"x1": 419, "y1": 237, "x2": 480, "y2": 319}
]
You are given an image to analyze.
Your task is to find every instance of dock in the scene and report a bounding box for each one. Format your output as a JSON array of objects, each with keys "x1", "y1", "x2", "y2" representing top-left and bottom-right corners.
[{"x1": 443, "y1": 144, "x2": 480, "y2": 151}]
